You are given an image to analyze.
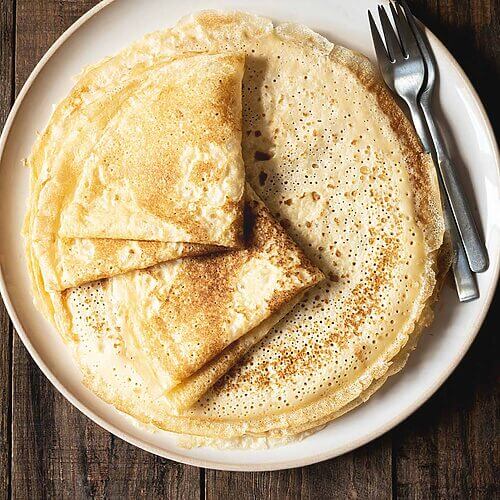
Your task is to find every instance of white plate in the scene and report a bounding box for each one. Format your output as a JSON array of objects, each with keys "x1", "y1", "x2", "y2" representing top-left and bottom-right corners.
[{"x1": 0, "y1": 0, "x2": 498, "y2": 471}]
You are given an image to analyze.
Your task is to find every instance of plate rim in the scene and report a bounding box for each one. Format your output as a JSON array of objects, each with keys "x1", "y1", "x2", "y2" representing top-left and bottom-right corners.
[{"x1": 0, "y1": 0, "x2": 498, "y2": 471}]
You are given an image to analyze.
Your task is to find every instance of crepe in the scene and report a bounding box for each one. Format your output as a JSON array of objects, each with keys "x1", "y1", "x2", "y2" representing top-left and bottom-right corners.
[
  {"x1": 26, "y1": 11, "x2": 445, "y2": 443},
  {"x1": 28, "y1": 187, "x2": 324, "y2": 398},
  {"x1": 24, "y1": 51, "x2": 244, "y2": 291},
  {"x1": 25, "y1": 155, "x2": 219, "y2": 290},
  {"x1": 164, "y1": 292, "x2": 304, "y2": 411},
  {"x1": 58, "y1": 52, "x2": 246, "y2": 245}
]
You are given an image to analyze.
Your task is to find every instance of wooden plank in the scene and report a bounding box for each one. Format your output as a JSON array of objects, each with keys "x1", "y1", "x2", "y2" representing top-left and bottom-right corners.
[
  {"x1": 393, "y1": 1, "x2": 499, "y2": 498},
  {"x1": 206, "y1": 435, "x2": 392, "y2": 499},
  {"x1": 10, "y1": 1, "x2": 200, "y2": 498},
  {"x1": 0, "y1": 304, "x2": 11, "y2": 500},
  {"x1": 409, "y1": 0, "x2": 499, "y2": 136},
  {"x1": 394, "y1": 292, "x2": 498, "y2": 499},
  {"x1": 14, "y1": 0, "x2": 99, "y2": 90},
  {"x1": 0, "y1": 2, "x2": 15, "y2": 498}
]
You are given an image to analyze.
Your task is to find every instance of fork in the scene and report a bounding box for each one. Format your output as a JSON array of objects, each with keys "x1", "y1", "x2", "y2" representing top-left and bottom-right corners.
[
  {"x1": 368, "y1": 2, "x2": 486, "y2": 300},
  {"x1": 396, "y1": 0, "x2": 482, "y2": 300},
  {"x1": 368, "y1": 1, "x2": 488, "y2": 275}
]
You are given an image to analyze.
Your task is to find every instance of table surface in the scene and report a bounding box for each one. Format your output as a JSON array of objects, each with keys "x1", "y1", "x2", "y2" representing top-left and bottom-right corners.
[{"x1": 0, "y1": 0, "x2": 498, "y2": 498}]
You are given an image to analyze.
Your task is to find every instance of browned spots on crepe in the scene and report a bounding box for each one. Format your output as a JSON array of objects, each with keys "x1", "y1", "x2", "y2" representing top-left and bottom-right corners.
[
  {"x1": 60, "y1": 52, "x2": 246, "y2": 247},
  {"x1": 138, "y1": 191, "x2": 324, "y2": 383}
]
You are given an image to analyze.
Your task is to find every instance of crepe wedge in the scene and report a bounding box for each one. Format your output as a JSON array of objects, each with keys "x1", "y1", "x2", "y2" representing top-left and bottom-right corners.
[
  {"x1": 24, "y1": 51, "x2": 245, "y2": 291},
  {"x1": 26, "y1": 186, "x2": 325, "y2": 405},
  {"x1": 58, "y1": 52, "x2": 246, "y2": 245},
  {"x1": 24, "y1": 156, "x2": 218, "y2": 291}
]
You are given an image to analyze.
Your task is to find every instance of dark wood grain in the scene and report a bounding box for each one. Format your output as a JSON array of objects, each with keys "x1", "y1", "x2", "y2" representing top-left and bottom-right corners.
[
  {"x1": 391, "y1": 2, "x2": 499, "y2": 499},
  {"x1": 394, "y1": 289, "x2": 499, "y2": 500},
  {"x1": 206, "y1": 435, "x2": 392, "y2": 499},
  {"x1": 10, "y1": 1, "x2": 200, "y2": 498},
  {"x1": 0, "y1": 2, "x2": 15, "y2": 498},
  {"x1": 0, "y1": 0, "x2": 498, "y2": 498}
]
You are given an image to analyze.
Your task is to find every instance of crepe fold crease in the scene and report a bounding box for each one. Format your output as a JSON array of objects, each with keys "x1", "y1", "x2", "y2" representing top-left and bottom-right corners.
[{"x1": 24, "y1": 10, "x2": 446, "y2": 446}]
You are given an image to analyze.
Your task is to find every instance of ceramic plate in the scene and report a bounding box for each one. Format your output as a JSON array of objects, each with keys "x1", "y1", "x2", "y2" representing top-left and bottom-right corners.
[{"x1": 0, "y1": 0, "x2": 498, "y2": 471}]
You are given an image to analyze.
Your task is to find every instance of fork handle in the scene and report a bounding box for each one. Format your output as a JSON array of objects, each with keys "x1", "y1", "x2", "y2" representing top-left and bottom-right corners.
[
  {"x1": 421, "y1": 105, "x2": 489, "y2": 273},
  {"x1": 403, "y1": 96, "x2": 480, "y2": 300},
  {"x1": 451, "y1": 232, "x2": 479, "y2": 302},
  {"x1": 404, "y1": 98, "x2": 433, "y2": 153},
  {"x1": 444, "y1": 194, "x2": 479, "y2": 301}
]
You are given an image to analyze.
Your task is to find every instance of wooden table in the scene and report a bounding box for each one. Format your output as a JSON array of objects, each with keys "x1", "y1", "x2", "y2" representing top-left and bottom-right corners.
[{"x1": 0, "y1": 1, "x2": 497, "y2": 498}]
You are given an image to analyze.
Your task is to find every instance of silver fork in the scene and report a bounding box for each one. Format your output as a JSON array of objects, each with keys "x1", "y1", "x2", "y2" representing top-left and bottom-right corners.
[
  {"x1": 368, "y1": 2, "x2": 485, "y2": 300},
  {"x1": 368, "y1": 2, "x2": 487, "y2": 274},
  {"x1": 398, "y1": 0, "x2": 488, "y2": 276},
  {"x1": 396, "y1": 0, "x2": 481, "y2": 300}
]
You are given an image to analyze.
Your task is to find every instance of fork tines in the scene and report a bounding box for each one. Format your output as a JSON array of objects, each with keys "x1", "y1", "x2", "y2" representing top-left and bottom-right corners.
[{"x1": 369, "y1": 2, "x2": 423, "y2": 64}]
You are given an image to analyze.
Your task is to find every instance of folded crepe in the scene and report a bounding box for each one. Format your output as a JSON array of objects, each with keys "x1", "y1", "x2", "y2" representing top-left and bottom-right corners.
[
  {"x1": 27, "y1": 187, "x2": 324, "y2": 406},
  {"x1": 31, "y1": 11, "x2": 444, "y2": 443},
  {"x1": 58, "y1": 52, "x2": 246, "y2": 245},
  {"x1": 24, "y1": 51, "x2": 245, "y2": 291},
  {"x1": 164, "y1": 292, "x2": 304, "y2": 411}
]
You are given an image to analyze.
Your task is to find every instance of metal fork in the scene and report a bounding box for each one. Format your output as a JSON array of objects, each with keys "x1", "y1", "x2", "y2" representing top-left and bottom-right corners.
[
  {"x1": 368, "y1": 2, "x2": 487, "y2": 274},
  {"x1": 368, "y1": 2, "x2": 486, "y2": 300},
  {"x1": 396, "y1": 0, "x2": 481, "y2": 300}
]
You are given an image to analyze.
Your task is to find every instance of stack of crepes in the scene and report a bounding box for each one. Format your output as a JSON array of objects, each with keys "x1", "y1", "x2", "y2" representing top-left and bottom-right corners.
[
  {"x1": 24, "y1": 11, "x2": 447, "y2": 447},
  {"x1": 24, "y1": 51, "x2": 325, "y2": 413}
]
